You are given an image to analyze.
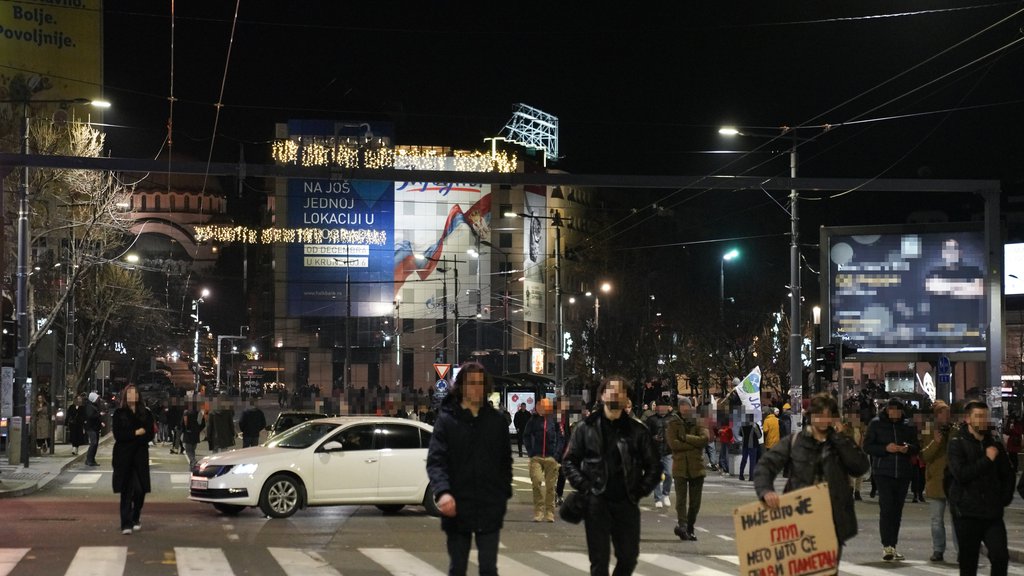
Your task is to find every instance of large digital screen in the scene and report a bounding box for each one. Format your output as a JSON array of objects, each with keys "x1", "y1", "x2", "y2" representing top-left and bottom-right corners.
[
  {"x1": 1007, "y1": 243, "x2": 1024, "y2": 296},
  {"x1": 826, "y1": 227, "x2": 986, "y2": 352}
]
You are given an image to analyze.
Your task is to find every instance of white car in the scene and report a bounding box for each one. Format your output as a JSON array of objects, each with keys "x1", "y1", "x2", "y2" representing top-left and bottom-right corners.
[{"x1": 188, "y1": 416, "x2": 440, "y2": 518}]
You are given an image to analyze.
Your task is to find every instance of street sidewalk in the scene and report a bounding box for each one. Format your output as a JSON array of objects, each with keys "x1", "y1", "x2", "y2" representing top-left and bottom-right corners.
[{"x1": 0, "y1": 434, "x2": 114, "y2": 498}]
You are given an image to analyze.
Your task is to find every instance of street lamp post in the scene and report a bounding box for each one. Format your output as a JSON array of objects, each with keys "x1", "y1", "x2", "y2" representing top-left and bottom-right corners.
[
  {"x1": 192, "y1": 289, "x2": 210, "y2": 393},
  {"x1": 720, "y1": 249, "x2": 739, "y2": 323},
  {"x1": 479, "y1": 240, "x2": 514, "y2": 375},
  {"x1": 506, "y1": 210, "x2": 569, "y2": 387},
  {"x1": 6, "y1": 97, "x2": 109, "y2": 467},
  {"x1": 719, "y1": 126, "x2": 801, "y2": 409}
]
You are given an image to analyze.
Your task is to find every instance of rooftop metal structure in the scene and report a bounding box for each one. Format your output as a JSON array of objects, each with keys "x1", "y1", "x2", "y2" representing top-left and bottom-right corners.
[{"x1": 500, "y1": 103, "x2": 559, "y2": 164}]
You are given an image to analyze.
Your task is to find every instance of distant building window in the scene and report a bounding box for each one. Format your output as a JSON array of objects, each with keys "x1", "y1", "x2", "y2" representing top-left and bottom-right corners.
[
  {"x1": 499, "y1": 232, "x2": 512, "y2": 249},
  {"x1": 140, "y1": 196, "x2": 147, "y2": 211},
  {"x1": 170, "y1": 196, "x2": 176, "y2": 211},
  {"x1": 402, "y1": 319, "x2": 414, "y2": 333},
  {"x1": 435, "y1": 319, "x2": 445, "y2": 334},
  {"x1": 154, "y1": 195, "x2": 161, "y2": 210},
  {"x1": 499, "y1": 203, "x2": 512, "y2": 217}
]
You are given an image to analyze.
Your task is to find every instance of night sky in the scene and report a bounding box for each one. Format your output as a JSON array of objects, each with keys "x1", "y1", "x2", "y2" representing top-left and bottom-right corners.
[{"x1": 100, "y1": 2, "x2": 1024, "y2": 314}]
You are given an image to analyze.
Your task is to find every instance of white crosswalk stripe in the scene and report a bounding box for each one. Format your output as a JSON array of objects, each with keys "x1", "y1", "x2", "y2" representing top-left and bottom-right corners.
[
  {"x1": 66, "y1": 547, "x2": 126, "y2": 576},
  {"x1": 0, "y1": 549, "x2": 28, "y2": 576},
  {"x1": 174, "y1": 547, "x2": 232, "y2": 576},
  {"x1": 268, "y1": 548, "x2": 342, "y2": 576},
  {"x1": 359, "y1": 547, "x2": 446, "y2": 576},
  {"x1": 0, "y1": 546, "x2": 1001, "y2": 575}
]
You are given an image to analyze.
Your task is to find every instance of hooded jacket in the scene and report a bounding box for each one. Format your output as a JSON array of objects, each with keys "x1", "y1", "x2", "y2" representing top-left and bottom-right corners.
[
  {"x1": 426, "y1": 395, "x2": 513, "y2": 533},
  {"x1": 666, "y1": 413, "x2": 707, "y2": 478},
  {"x1": 753, "y1": 427, "x2": 870, "y2": 543},
  {"x1": 863, "y1": 411, "x2": 919, "y2": 479},
  {"x1": 947, "y1": 423, "x2": 1015, "y2": 519}
]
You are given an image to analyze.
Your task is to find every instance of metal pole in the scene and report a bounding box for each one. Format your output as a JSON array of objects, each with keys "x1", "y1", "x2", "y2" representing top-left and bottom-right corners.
[
  {"x1": 441, "y1": 260, "x2": 448, "y2": 363},
  {"x1": 555, "y1": 218, "x2": 563, "y2": 388},
  {"x1": 476, "y1": 238, "x2": 482, "y2": 356},
  {"x1": 454, "y1": 263, "x2": 460, "y2": 364},
  {"x1": 344, "y1": 268, "x2": 351, "y2": 390},
  {"x1": 503, "y1": 255, "x2": 509, "y2": 375},
  {"x1": 720, "y1": 258, "x2": 725, "y2": 324},
  {"x1": 192, "y1": 299, "x2": 201, "y2": 393},
  {"x1": 788, "y1": 141, "x2": 803, "y2": 411},
  {"x1": 16, "y1": 105, "x2": 31, "y2": 466}
]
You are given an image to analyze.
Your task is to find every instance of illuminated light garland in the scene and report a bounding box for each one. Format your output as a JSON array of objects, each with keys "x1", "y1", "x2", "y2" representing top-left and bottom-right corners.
[
  {"x1": 270, "y1": 139, "x2": 518, "y2": 173},
  {"x1": 195, "y1": 225, "x2": 387, "y2": 245}
]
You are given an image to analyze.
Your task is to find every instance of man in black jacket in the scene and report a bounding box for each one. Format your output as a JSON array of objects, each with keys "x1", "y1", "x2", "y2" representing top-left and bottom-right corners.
[
  {"x1": 238, "y1": 400, "x2": 267, "y2": 448},
  {"x1": 947, "y1": 401, "x2": 1014, "y2": 576},
  {"x1": 563, "y1": 376, "x2": 661, "y2": 576},
  {"x1": 426, "y1": 363, "x2": 512, "y2": 576},
  {"x1": 863, "y1": 397, "x2": 920, "y2": 562},
  {"x1": 513, "y1": 403, "x2": 531, "y2": 457}
]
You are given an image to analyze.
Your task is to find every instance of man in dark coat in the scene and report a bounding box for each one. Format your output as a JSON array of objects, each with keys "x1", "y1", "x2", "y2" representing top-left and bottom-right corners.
[
  {"x1": 238, "y1": 400, "x2": 267, "y2": 448},
  {"x1": 863, "y1": 397, "x2": 920, "y2": 562},
  {"x1": 513, "y1": 402, "x2": 531, "y2": 457},
  {"x1": 947, "y1": 400, "x2": 1015, "y2": 576},
  {"x1": 426, "y1": 363, "x2": 512, "y2": 576},
  {"x1": 754, "y1": 393, "x2": 870, "y2": 570},
  {"x1": 562, "y1": 376, "x2": 661, "y2": 576},
  {"x1": 181, "y1": 404, "x2": 205, "y2": 469},
  {"x1": 111, "y1": 385, "x2": 155, "y2": 534},
  {"x1": 84, "y1": 391, "x2": 104, "y2": 466},
  {"x1": 666, "y1": 396, "x2": 707, "y2": 541}
]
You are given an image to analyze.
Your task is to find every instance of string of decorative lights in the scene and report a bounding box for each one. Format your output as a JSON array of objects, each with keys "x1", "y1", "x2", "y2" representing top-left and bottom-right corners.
[
  {"x1": 271, "y1": 140, "x2": 518, "y2": 173},
  {"x1": 194, "y1": 226, "x2": 387, "y2": 245}
]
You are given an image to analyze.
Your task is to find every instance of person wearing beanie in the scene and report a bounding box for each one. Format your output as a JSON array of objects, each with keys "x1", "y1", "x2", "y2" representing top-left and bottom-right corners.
[
  {"x1": 84, "y1": 391, "x2": 104, "y2": 466},
  {"x1": 666, "y1": 395, "x2": 707, "y2": 541},
  {"x1": 864, "y1": 397, "x2": 920, "y2": 562}
]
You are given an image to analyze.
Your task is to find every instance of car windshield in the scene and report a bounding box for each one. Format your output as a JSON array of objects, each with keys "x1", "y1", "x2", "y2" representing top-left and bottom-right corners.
[{"x1": 266, "y1": 421, "x2": 338, "y2": 449}]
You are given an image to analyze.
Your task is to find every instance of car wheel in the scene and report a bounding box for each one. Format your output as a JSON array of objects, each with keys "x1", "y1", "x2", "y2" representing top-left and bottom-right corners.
[
  {"x1": 422, "y1": 487, "x2": 441, "y2": 517},
  {"x1": 259, "y1": 474, "x2": 303, "y2": 518},
  {"x1": 213, "y1": 503, "x2": 246, "y2": 516},
  {"x1": 375, "y1": 504, "x2": 405, "y2": 514}
]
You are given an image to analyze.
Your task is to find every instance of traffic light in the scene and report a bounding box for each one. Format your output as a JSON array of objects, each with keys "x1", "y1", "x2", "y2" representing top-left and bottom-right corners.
[{"x1": 815, "y1": 344, "x2": 837, "y2": 377}]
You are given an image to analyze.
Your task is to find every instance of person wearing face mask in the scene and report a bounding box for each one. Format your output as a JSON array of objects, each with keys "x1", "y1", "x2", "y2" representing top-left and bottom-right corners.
[
  {"x1": 562, "y1": 376, "x2": 661, "y2": 576},
  {"x1": 753, "y1": 393, "x2": 870, "y2": 571},
  {"x1": 947, "y1": 400, "x2": 1015, "y2": 576}
]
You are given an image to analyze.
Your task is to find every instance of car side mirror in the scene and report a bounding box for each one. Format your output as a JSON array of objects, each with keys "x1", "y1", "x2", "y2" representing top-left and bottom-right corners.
[{"x1": 321, "y1": 441, "x2": 343, "y2": 452}]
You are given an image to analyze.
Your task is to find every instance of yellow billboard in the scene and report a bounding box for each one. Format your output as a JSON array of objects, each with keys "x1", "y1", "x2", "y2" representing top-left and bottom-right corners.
[{"x1": 0, "y1": 0, "x2": 103, "y2": 101}]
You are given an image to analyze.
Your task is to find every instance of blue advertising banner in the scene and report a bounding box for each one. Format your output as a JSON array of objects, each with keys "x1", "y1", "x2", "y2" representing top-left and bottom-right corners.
[{"x1": 286, "y1": 179, "x2": 395, "y2": 317}]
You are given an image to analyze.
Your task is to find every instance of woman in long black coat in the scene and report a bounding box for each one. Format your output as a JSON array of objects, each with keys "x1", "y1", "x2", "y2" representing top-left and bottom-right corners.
[
  {"x1": 426, "y1": 363, "x2": 513, "y2": 576},
  {"x1": 111, "y1": 384, "x2": 155, "y2": 535},
  {"x1": 66, "y1": 395, "x2": 86, "y2": 455}
]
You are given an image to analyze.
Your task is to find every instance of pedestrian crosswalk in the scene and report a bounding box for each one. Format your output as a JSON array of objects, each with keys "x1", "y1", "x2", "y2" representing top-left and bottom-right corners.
[{"x1": 1, "y1": 546, "x2": 1013, "y2": 576}]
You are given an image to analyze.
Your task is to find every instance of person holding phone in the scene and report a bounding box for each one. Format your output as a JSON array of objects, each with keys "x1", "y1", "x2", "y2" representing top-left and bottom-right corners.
[{"x1": 863, "y1": 398, "x2": 920, "y2": 562}]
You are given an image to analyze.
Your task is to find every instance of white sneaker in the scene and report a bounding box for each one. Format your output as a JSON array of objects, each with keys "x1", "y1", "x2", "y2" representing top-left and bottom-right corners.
[
  {"x1": 662, "y1": 496, "x2": 672, "y2": 507},
  {"x1": 654, "y1": 500, "x2": 664, "y2": 508}
]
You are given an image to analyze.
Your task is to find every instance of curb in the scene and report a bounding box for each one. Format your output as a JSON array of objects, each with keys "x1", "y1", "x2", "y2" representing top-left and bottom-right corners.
[{"x1": 0, "y1": 434, "x2": 113, "y2": 499}]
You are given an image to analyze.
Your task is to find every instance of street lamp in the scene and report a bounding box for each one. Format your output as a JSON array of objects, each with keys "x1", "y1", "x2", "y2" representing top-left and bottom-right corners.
[
  {"x1": 192, "y1": 288, "x2": 210, "y2": 393},
  {"x1": 506, "y1": 210, "x2": 570, "y2": 387},
  {"x1": 5, "y1": 96, "x2": 109, "y2": 468},
  {"x1": 720, "y1": 248, "x2": 740, "y2": 323},
  {"x1": 720, "y1": 125, "x2": 802, "y2": 410}
]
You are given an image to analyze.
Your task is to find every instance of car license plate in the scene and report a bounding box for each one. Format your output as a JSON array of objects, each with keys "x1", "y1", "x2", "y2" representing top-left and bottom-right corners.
[{"x1": 190, "y1": 478, "x2": 208, "y2": 490}]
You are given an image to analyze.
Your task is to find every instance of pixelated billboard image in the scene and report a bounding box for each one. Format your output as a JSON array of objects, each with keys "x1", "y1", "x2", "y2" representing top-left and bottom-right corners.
[{"x1": 828, "y1": 229, "x2": 986, "y2": 352}]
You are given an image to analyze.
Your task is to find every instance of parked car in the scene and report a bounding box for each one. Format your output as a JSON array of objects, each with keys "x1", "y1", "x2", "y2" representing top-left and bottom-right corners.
[
  {"x1": 188, "y1": 417, "x2": 440, "y2": 518},
  {"x1": 267, "y1": 411, "x2": 327, "y2": 438}
]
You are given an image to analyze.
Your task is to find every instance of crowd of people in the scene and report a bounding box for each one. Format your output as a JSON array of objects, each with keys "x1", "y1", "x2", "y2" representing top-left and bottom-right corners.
[{"x1": 425, "y1": 370, "x2": 1024, "y2": 576}]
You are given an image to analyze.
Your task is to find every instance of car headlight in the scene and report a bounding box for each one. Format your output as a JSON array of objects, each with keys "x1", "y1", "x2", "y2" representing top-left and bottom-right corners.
[{"x1": 231, "y1": 463, "x2": 259, "y2": 475}]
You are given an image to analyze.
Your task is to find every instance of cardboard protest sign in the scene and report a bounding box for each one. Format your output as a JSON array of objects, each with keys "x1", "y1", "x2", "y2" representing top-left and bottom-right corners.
[{"x1": 732, "y1": 484, "x2": 838, "y2": 576}]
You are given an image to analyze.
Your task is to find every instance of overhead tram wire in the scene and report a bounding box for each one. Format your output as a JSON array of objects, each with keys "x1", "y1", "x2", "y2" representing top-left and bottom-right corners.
[{"x1": 569, "y1": 6, "x2": 1024, "y2": 254}]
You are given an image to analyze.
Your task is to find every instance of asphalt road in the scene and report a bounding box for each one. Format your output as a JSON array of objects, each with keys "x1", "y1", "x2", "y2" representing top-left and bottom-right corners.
[{"x1": 4, "y1": 407, "x2": 1024, "y2": 575}]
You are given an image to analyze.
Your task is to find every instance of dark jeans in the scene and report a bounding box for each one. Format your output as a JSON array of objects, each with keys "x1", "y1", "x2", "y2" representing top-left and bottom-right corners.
[
  {"x1": 673, "y1": 475, "x2": 704, "y2": 527},
  {"x1": 739, "y1": 446, "x2": 759, "y2": 477},
  {"x1": 119, "y1": 476, "x2": 146, "y2": 530},
  {"x1": 85, "y1": 429, "x2": 99, "y2": 464},
  {"x1": 718, "y1": 442, "x2": 729, "y2": 472},
  {"x1": 516, "y1": 431, "x2": 525, "y2": 456},
  {"x1": 445, "y1": 529, "x2": 500, "y2": 576},
  {"x1": 957, "y1": 516, "x2": 1008, "y2": 576},
  {"x1": 874, "y1": 475, "x2": 911, "y2": 547},
  {"x1": 556, "y1": 464, "x2": 567, "y2": 497},
  {"x1": 584, "y1": 495, "x2": 641, "y2": 576},
  {"x1": 242, "y1": 435, "x2": 260, "y2": 448}
]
